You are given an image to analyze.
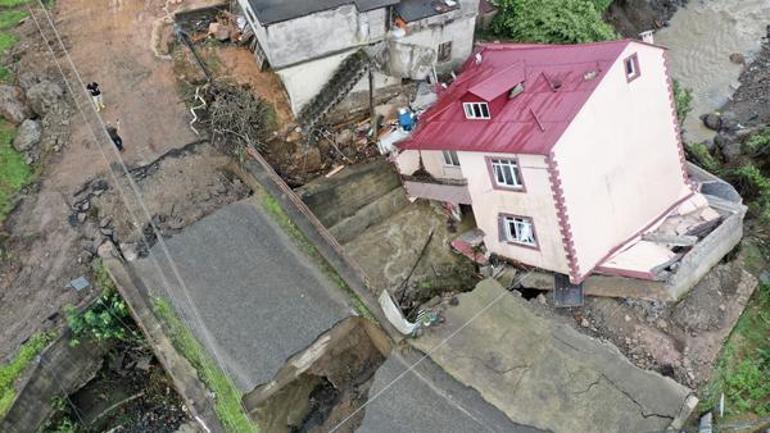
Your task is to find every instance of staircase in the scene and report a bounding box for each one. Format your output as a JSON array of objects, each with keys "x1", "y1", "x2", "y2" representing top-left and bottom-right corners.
[{"x1": 299, "y1": 49, "x2": 372, "y2": 132}]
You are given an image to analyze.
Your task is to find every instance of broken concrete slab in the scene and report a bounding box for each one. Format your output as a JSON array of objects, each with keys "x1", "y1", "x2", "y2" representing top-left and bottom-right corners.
[
  {"x1": 357, "y1": 351, "x2": 546, "y2": 433},
  {"x1": 133, "y1": 198, "x2": 354, "y2": 391},
  {"x1": 411, "y1": 279, "x2": 696, "y2": 433}
]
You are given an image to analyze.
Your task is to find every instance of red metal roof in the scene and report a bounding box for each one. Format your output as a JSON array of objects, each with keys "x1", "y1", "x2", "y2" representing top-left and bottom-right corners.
[{"x1": 399, "y1": 40, "x2": 637, "y2": 156}]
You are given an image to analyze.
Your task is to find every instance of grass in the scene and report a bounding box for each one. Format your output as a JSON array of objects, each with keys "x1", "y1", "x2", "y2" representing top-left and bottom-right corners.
[
  {"x1": 701, "y1": 282, "x2": 770, "y2": 418},
  {"x1": 0, "y1": 9, "x2": 26, "y2": 30},
  {"x1": 0, "y1": 120, "x2": 31, "y2": 222},
  {"x1": 0, "y1": 0, "x2": 30, "y2": 7},
  {"x1": 260, "y1": 194, "x2": 374, "y2": 320},
  {"x1": 0, "y1": 331, "x2": 55, "y2": 417},
  {"x1": 152, "y1": 297, "x2": 258, "y2": 433}
]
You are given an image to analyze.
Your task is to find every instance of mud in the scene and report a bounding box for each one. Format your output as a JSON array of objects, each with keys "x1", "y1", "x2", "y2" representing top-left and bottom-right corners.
[
  {"x1": 538, "y1": 246, "x2": 760, "y2": 389},
  {"x1": 605, "y1": 0, "x2": 688, "y2": 37}
]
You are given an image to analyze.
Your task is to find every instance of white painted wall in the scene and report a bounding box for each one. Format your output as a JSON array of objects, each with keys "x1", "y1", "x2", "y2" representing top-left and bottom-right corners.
[
  {"x1": 277, "y1": 50, "x2": 401, "y2": 115},
  {"x1": 553, "y1": 41, "x2": 691, "y2": 281},
  {"x1": 459, "y1": 152, "x2": 570, "y2": 274}
]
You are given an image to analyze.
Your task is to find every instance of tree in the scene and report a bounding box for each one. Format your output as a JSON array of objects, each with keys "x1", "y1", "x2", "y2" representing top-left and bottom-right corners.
[{"x1": 492, "y1": 0, "x2": 616, "y2": 44}]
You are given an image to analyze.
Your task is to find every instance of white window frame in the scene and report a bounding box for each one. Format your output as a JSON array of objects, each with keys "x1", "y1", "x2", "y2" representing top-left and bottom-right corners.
[
  {"x1": 504, "y1": 216, "x2": 537, "y2": 246},
  {"x1": 491, "y1": 158, "x2": 523, "y2": 189},
  {"x1": 438, "y1": 41, "x2": 452, "y2": 63},
  {"x1": 624, "y1": 58, "x2": 636, "y2": 76},
  {"x1": 442, "y1": 150, "x2": 460, "y2": 167},
  {"x1": 463, "y1": 102, "x2": 490, "y2": 120}
]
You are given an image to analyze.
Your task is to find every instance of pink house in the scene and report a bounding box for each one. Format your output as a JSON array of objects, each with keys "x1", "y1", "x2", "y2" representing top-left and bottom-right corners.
[{"x1": 394, "y1": 40, "x2": 698, "y2": 285}]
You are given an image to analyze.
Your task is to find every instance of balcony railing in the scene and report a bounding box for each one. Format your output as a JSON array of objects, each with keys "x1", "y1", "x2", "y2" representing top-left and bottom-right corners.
[{"x1": 402, "y1": 175, "x2": 472, "y2": 204}]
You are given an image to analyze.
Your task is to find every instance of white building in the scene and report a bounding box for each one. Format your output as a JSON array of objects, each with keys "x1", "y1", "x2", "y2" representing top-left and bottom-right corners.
[{"x1": 235, "y1": 0, "x2": 479, "y2": 122}]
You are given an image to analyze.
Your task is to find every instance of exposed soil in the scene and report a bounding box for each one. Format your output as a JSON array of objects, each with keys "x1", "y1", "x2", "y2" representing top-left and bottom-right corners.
[
  {"x1": 0, "y1": 0, "x2": 224, "y2": 360},
  {"x1": 533, "y1": 246, "x2": 762, "y2": 389},
  {"x1": 605, "y1": 0, "x2": 688, "y2": 37}
]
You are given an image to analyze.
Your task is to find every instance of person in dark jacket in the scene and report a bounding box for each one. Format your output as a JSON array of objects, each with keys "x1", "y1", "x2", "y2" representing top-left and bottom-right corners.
[
  {"x1": 86, "y1": 82, "x2": 105, "y2": 111},
  {"x1": 106, "y1": 120, "x2": 123, "y2": 152}
]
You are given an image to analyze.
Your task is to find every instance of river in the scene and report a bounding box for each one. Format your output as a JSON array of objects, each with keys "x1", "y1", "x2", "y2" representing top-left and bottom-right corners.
[{"x1": 655, "y1": 0, "x2": 770, "y2": 144}]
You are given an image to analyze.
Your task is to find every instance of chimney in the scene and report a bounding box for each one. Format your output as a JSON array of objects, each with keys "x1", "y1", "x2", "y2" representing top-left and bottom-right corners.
[{"x1": 639, "y1": 30, "x2": 654, "y2": 44}]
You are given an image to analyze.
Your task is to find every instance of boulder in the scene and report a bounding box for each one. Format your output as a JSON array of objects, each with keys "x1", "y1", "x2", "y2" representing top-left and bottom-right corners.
[
  {"x1": 208, "y1": 22, "x2": 231, "y2": 41},
  {"x1": 295, "y1": 146, "x2": 322, "y2": 172},
  {"x1": 26, "y1": 80, "x2": 64, "y2": 116},
  {"x1": 719, "y1": 137, "x2": 743, "y2": 162},
  {"x1": 12, "y1": 119, "x2": 41, "y2": 151},
  {"x1": 17, "y1": 72, "x2": 41, "y2": 92},
  {"x1": 0, "y1": 85, "x2": 32, "y2": 123},
  {"x1": 701, "y1": 113, "x2": 722, "y2": 131}
]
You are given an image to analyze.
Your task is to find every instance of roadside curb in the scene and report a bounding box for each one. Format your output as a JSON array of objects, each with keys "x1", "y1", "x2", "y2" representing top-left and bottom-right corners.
[{"x1": 100, "y1": 252, "x2": 227, "y2": 433}]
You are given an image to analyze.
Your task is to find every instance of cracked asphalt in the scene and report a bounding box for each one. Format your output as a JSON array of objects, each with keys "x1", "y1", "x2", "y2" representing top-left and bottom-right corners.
[
  {"x1": 411, "y1": 279, "x2": 694, "y2": 433},
  {"x1": 133, "y1": 198, "x2": 354, "y2": 391}
]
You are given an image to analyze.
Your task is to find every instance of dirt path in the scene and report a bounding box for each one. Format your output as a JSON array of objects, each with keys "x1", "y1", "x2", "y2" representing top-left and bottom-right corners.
[{"x1": 0, "y1": 0, "x2": 217, "y2": 359}]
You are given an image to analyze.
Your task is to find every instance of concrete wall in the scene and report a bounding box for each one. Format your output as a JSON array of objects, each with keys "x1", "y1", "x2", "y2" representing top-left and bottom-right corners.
[
  {"x1": 0, "y1": 333, "x2": 108, "y2": 433},
  {"x1": 390, "y1": 12, "x2": 477, "y2": 77},
  {"x1": 553, "y1": 41, "x2": 690, "y2": 281},
  {"x1": 276, "y1": 49, "x2": 400, "y2": 115},
  {"x1": 459, "y1": 152, "x2": 570, "y2": 274},
  {"x1": 236, "y1": 1, "x2": 387, "y2": 69}
]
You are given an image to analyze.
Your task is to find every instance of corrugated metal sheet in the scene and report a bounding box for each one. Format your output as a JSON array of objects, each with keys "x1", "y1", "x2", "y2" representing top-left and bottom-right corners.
[{"x1": 399, "y1": 40, "x2": 634, "y2": 156}]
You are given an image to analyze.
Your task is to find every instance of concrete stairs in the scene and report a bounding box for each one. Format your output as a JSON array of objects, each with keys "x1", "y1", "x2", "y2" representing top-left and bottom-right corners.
[{"x1": 299, "y1": 49, "x2": 371, "y2": 132}]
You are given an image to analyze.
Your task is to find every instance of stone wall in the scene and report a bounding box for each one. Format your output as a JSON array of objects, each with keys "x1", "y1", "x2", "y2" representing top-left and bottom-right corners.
[{"x1": 0, "y1": 333, "x2": 107, "y2": 433}]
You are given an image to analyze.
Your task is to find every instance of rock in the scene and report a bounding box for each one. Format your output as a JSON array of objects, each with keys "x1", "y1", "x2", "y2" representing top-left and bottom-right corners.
[
  {"x1": 100, "y1": 226, "x2": 114, "y2": 237},
  {"x1": 720, "y1": 138, "x2": 743, "y2": 162},
  {"x1": 580, "y1": 318, "x2": 590, "y2": 328},
  {"x1": 120, "y1": 242, "x2": 138, "y2": 262},
  {"x1": 701, "y1": 113, "x2": 722, "y2": 131},
  {"x1": 97, "y1": 241, "x2": 116, "y2": 258},
  {"x1": 728, "y1": 53, "x2": 745, "y2": 64},
  {"x1": 99, "y1": 216, "x2": 112, "y2": 228},
  {"x1": 77, "y1": 212, "x2": 87, "y2": 223},
  {"x1": 720, "y1": 111, "x2": 739, "y2": 132},
  {"x1": 536, "y1": 293, "x2": 547, "y2": 305},
  {"x1": 12, "y1": 119, "x2": 41, "y2": 151},
  {"x1": 26, "y1": 80, "x2": 64, "y2": 116},
  {"x1": 0, "y1": 85, "x2": 32, "y2": 123},
  {"x1": 17, "y1": 72, "x2": 41, "y2": 92},
  {"x1": 208, "y1": 22, "x2": 231, "y2": 41}
]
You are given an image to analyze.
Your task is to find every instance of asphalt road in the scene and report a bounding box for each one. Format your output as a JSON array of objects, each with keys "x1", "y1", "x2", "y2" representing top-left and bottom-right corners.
[{"x1": 134, "y1": 199, "x2": 353, "y2": 391}]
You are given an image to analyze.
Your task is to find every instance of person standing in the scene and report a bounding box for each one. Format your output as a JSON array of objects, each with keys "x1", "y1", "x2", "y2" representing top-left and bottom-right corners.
[
  {"x1": 86, "y1": 82, "x2": 105, "y2": 111},
  {"x1": 106, "y1": 120, "x2": 123, "y2": 152}
]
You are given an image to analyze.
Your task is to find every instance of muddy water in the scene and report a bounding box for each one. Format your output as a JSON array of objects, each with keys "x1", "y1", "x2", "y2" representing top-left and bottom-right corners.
[{"x1": 655, "y1": 0, "x2": 770, "y2": 143}]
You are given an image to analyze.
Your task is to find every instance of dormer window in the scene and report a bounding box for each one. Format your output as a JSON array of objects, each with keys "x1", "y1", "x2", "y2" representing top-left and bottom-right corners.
[
  {"x1": 508, "y1": 82, "x2": 525, "y2": 99},
  {"x1": 624, "y1": 53, "x2": 640, "y2": 82},
  {"x1": 463, "y1": 102, "x2": 490, "y2": 120}
]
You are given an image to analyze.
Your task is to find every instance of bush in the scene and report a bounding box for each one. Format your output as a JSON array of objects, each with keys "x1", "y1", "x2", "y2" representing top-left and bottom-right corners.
[
  {"x1": 491, "y1": 0, "x2": 616, "y2": 44},
  {"x1": 726, "y1": 165, "x2": 770, "y2": 224},
  {"x1": 64, "y1": 262, "x2": 139, "y2": 346},
  {"x1": 744, "y1": 128, "x2": 770, "y2": 155},
  {"x1": 685, "y1": 142, "x2": 720, "y2": 173},
  {"x1": 673, "y1": 79, "x2": 693, "y2": 127}
]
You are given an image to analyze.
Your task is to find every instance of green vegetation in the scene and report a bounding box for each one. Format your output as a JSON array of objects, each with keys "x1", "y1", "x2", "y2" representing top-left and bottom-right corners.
[
  {"x1": 0, "y1": 0, "x2": 31, "y2": 7},
  {"x1": 673, "y1": 79, "x2": 693, "y2": 127},
  {"x1": 0, "y1": 331, "x2": 54, "y2": 417},
  {"x1": 744, "y1": 128, "x2": 770, "y2": 155},
  {"x1": 261, "y1": 194, "x2": 373, "y2": 319},
  {"x1": 0, "y1": 9, "x2": 26, "y2": 30},
  {"x1": 152, "y1": 297, "x2": 258, "y2": 433},
  {"x1": 685, "y1": 142, "x2": 720, "y2": 173},
  {"x1": 491, "y1": 0, "x2": 616, "y2": 44},
  {"x1": 0, "y1": 120, "x2": 31, "y2": 222},
  {"x1": 64, "y1": 261, "x2": 140, "y2": 346},
  {"x1": 725, "y1": 165, "x2": 770, "y2": 225},
  {"x1": 702, "y1": 283, "x2": 770, "y2": 417},
  {"x1": 591, "y1": 0, "x2": 613, "y2": 11}
]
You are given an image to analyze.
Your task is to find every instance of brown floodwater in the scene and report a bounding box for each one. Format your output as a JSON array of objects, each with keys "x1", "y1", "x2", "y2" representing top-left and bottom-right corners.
[{"x1": 655, "y1": 0, "x2": 770, "y2": 143}]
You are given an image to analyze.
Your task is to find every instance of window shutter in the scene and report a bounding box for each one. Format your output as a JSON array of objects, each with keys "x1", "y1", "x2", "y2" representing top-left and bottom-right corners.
[{"x1": 498, "y1": 215, "x2": 506, "y2": 242}]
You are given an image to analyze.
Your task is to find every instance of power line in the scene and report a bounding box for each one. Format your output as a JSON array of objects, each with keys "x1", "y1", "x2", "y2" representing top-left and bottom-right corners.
[{"x1": 27, "y1": 2, "x2": 257, "y2": 426}]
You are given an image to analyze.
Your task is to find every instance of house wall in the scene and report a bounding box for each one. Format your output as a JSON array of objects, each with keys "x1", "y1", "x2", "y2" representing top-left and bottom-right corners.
[
  {"x1": 236, "y1": 1, "x2": 388, "y2": 69},
  {"x1": 552, "y1": 41, "x2": 691, "y2": 282},
  {"x1": 276, "y1": 50, "x2": 401, "y2": 115},
  {"x1": 459, "y1": 152, "x2": 570, "y2": 274},
  {"x1": 389, "y1": 11, "x2": 477, "y2": 78},
  {"x1": 394, "y1": 149, "x2": 464, "y2": 180}
]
